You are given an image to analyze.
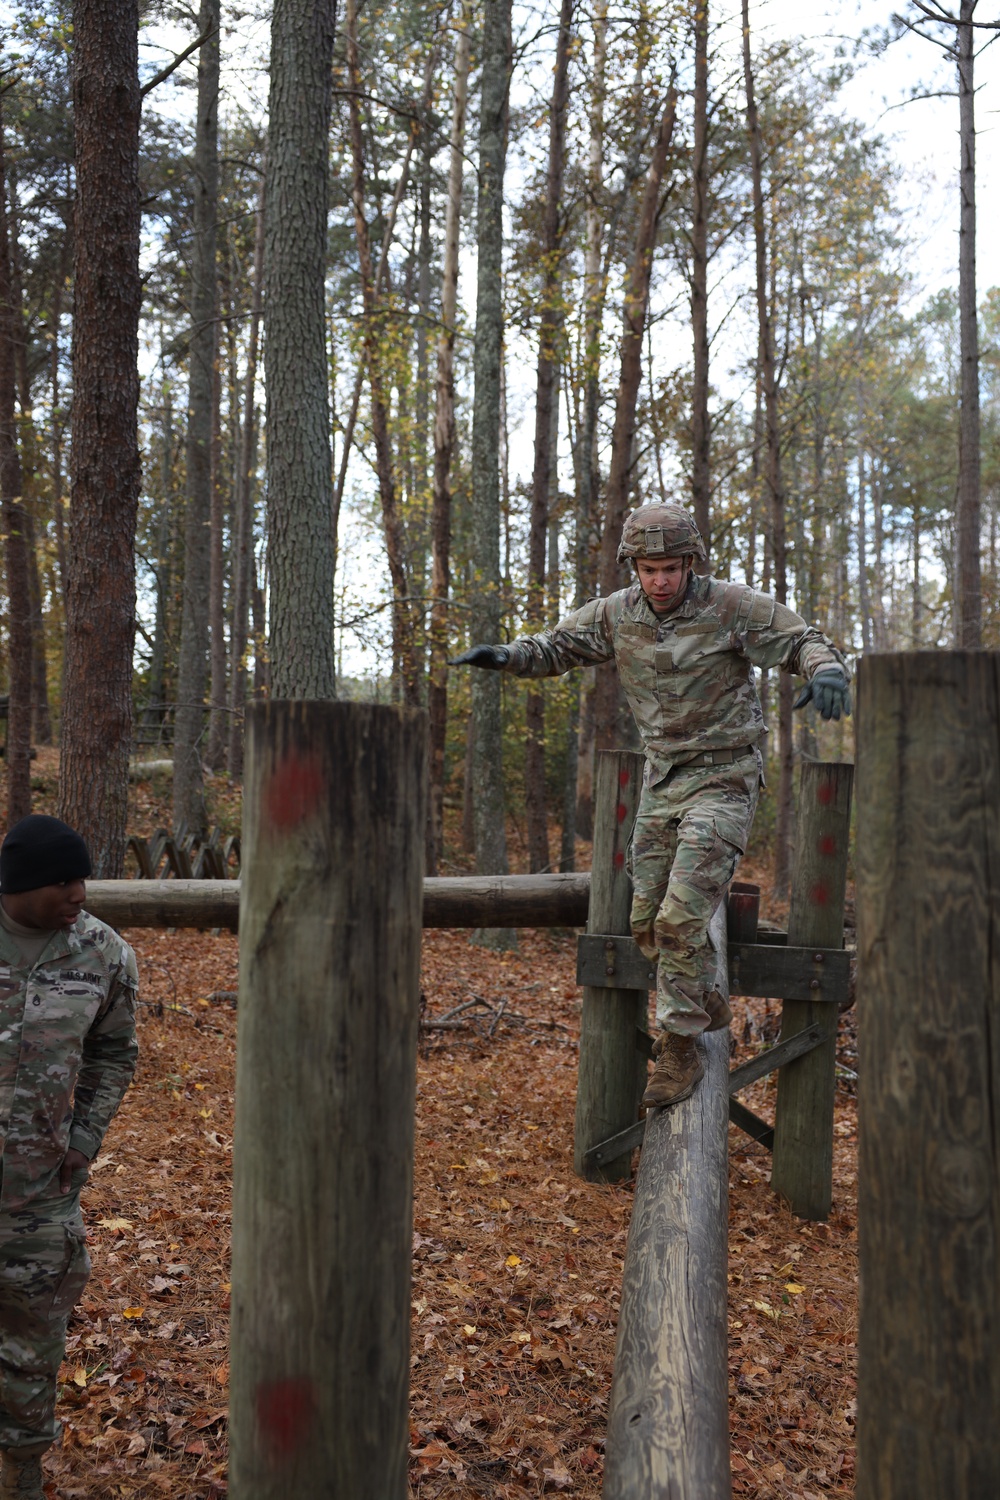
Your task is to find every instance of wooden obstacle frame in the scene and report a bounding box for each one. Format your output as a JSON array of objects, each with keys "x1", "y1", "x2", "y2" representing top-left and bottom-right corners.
[{"x1": 87, "y1": 742, "x2": 854, "y2": 1500}]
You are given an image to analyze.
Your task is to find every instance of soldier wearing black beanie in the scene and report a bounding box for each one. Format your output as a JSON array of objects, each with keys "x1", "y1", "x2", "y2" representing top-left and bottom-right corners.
[
  {"x1": 0, "y1": 812, "x2": 136, "y2": 1499},
  {"x1": 0, "y1": 815, "x2": 92, "y2": 894}
]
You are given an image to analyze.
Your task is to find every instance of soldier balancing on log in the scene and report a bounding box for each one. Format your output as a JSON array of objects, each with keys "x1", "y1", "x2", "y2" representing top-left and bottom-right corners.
[
  {"x1": 0, "y1": 817, "x2": 138, "y2": 1500},
  {"x1": 452, "y1": 503, "x2": 850, "y2": 1109}
]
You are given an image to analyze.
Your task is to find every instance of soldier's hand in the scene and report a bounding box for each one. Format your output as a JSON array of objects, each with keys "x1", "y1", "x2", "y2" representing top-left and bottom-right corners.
[
  {"x1": 448, "y1": 644, "x2": 510, "y2": 670},
  {"x1": 793, "y1": 667, "x2": 852, "y2": 721},
  {"x1": 59, "y1": 1148, "x2": 91, "y2": 1195}
]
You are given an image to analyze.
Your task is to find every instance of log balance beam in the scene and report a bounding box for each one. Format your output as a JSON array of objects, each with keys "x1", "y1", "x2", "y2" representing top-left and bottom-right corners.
[{"x1": 602, "y1": 905, "x2": 732, "y2": 1500}]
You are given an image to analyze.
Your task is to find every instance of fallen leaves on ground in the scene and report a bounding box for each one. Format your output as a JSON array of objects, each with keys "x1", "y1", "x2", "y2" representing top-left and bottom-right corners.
[{"x1": 20, "y1": 769, "x2": 857, "y2": 1497}]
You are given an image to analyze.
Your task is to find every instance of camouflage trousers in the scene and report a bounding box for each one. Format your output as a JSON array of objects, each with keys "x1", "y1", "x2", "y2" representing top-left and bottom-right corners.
[
  {"x1": 0, "y1": 1189, "x2": 91, "y2": 1451},
  {"x1": 628, "y1": 750, "x2": 760, "y2": 1036}
]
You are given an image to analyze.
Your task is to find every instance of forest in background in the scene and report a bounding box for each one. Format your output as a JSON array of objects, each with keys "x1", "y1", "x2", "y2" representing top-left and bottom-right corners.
[{"x1": 0, "y1": 0, "x2": 996, "y2": 889}]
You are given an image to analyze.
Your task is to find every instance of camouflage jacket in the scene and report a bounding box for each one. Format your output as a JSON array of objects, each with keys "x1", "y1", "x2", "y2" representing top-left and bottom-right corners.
[
  {"x1": 505, "y1": 574, "x2": 848, "y2": 783},
  {"x1": 0, "y1": 910, "x2": 138, "y2": 1211}
]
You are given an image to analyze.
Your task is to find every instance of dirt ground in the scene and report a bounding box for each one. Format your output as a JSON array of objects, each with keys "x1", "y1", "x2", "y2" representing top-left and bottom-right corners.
[{"x1": 20, "y1": 759, "x2": 858, "y2": 1497}]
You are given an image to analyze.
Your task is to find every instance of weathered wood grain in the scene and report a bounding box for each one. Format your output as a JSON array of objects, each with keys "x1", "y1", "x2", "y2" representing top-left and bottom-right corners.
[
  {"x1": 83, "y1": 871, "x2": 591, "y2": 932},
  {"x1": 573, "y1": 752, "x2": 647, "y2": 1181},
  {"x1": 771, "y1": 760, "x2": 853, "y2": 1219},
  {"x1": 423, "y1": 872, "x2": 589, "y2": 927},
  {"x1": 84, "y1": 879, "x2": 240, "y2": 930},
  {"x1": 602, "y1": 1024, "x2": 731, "y2": 1498},
  {"x1": 855, "y1": 652, "x2": 1000, "y2": 1500},
  {"x1": 727, "y1": 1023, "x2": 825, "y2": 1094},
  {"x1": 577, "y1": 932, "x2": 850, "y2": 1003},
  {"x1": 228, "y1": 701, "x2": 426, "y2": 1499}
]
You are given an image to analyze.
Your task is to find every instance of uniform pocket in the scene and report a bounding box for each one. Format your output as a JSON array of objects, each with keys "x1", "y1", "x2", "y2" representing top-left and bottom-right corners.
[
  {"x1": 713, "y1": 810, "x2": 750, "y2": 855},
  {"x1": 50, "y1": 1225, "x2": 91, "y2": 1318}
]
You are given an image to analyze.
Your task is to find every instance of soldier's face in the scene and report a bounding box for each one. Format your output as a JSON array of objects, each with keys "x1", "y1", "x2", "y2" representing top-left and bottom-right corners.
[
  {"x1": 636, "y1": 555, "x2": 691, "y2": 615},
  {"x1": 2, "y1": 880, "x2": 86, "y2": 931}
]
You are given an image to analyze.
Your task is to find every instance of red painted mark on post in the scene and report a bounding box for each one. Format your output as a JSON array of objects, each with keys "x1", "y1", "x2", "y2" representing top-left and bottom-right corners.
[
  {"x1": 255, "y1": 1376, "x2": 317, "y2": 1459},
  {"x1": 809, "y1": 881, "x2": 830, "y2": 906},
  {"x1": 613, "y1": 851, "x2": 625, "y2": 869},
  {"x1": 619, "y1": 769, "x2": 631, "y2": 788},
  {"x1": 264, "y1": 751, "x2": 326, "y2": 830},
  {"x1": 818, "y1": 834, "x2": 836, "y2": 857},
  {"x1": 817, "y1": 779, "x2": 834, "y2": 806},
  {"x1": 616, "y1": 802, "x2": 628, "y2": 824}
]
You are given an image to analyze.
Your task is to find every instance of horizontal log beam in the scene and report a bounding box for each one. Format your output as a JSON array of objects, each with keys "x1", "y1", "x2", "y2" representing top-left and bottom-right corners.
[{"x1": 83, "y1": 873, "x2": 593, "y2": 933}]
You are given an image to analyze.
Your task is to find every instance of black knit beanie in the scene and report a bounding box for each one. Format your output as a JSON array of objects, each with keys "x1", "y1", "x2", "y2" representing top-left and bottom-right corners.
[{"x1": 0, "y1": 815, "x2": 92, "y2": 893}]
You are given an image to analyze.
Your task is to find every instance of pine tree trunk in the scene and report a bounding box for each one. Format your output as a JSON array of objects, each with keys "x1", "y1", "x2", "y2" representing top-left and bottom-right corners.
[
  {"x1": 173, "y1": 0, "x2": 219, "y2": 835},
  {"x1": 228, "y1": 168, "x2": 265, "y2": 778},
  {"x1": 146, "y1": 397, "x2": 173, "y2": 740},
  {"x1": 345, "y1": 0, "x2": 419, "y2": 706},
  {"x1": 594, "y1": 80, "x2": 677, "y2": 753},
  {"x1": 742, "y1": 0, "x2": 791, "y2": 896},
  {"x1": 265, "y1": 0, "x2": 337, "y2": 699},
  {"x1": 60, "y1": 0, "x2": 140, "y2": 875},
  {"x1": 23, "y1": 509, "x2": 51, "y2": 746},
  {"x1": 955, "y1": 0, "x2": 981, "y2": 647},
  {"x1": 8, "y1": 188, "x2": 52, "y2": 749},
  {"x1": 50, "y1": 223, "x2": 70, "y2": 604},
  {"x1": 0, "y1": 113, "x2": 32, "y2": 823},
  {"x1": 206, "y1": 332, "x2": 227, "y2": 769},
  {"x1": 525, "y1": 0, "x2": 573, "y2": 875},
  {"x1": 573, "y1": 4, "x2": 607, "y2": 845},
  {"x1": 470, "y1": 0, "x2": 513, "y2": 942},
  {"x1": 690, "y1": 0, "x2": 710, "y2": 549},
  {"x1": 427, "y1": 13, "x2": 471, "y2": 873}
]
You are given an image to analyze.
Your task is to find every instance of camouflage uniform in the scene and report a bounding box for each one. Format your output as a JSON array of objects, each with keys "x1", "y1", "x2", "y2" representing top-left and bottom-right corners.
[
  {"x1": 504, "y1": 572, "x2": 847, "y2": 1031},
  {"x1": 0, "y1": 912, "x2": 138, "y2": 1450}
]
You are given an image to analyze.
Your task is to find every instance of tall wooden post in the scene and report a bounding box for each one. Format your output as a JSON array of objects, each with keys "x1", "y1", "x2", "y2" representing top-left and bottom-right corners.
[
  {"x1": 855, "y1": 653, "x2": 1000, "y2": 1499},
  {"x1": 229, "y1": 701, "x2": 426, "y2": 1499},
  {"x1": 771, "y1": 760, "x2": 853, "y2": 1219},
  {"x1": 574, "y1": 750, "x2": 645, "y2": 1181}
]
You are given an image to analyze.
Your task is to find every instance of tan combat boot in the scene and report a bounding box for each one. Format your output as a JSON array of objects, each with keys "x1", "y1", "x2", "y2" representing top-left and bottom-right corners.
[
  {"x1": 704, "y1": 989, "x2": 732, "y2": 1031},
  {"x1": 642, "y1": 1032, "x2": 704, "y2": 1108},
  {"x1": 0, "y1": 1445, "x2": 46, "y2": 1500}
]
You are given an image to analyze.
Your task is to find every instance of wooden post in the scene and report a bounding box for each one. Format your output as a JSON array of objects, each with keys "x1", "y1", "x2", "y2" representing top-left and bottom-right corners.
[
  {"x1": 771, "y1": 760, "x2": 853, "y2": 1219},
  {"x1": 229, "y1": 701, "x2": 426, "y2": 1499},
  {"x1": 574, "y1": 750, "x2": 645, "y2": 1181},
  {"x1": 602, "y1": 904, "x2": 732, "y2": 1500},
  {"x1": 855, "y1": 653, "x2": 1000, "y2": 1499}
]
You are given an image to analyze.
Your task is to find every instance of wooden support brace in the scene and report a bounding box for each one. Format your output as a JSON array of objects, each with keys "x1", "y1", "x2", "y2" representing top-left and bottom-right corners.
[
  {"x1": 573, "y1": 752, "x2": 647, "y2": 1182},
  {"x1": 577, "y1": 932, "x2": 850, "y2": 1006},
  {"x1": 771, "y1": 761, "x2": 854, "y2": 1220}
]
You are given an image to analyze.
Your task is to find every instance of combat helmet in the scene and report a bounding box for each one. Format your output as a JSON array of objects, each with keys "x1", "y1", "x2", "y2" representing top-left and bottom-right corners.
[{"x1": 616, "y1": 503, "x2": 707, "y2": 566}]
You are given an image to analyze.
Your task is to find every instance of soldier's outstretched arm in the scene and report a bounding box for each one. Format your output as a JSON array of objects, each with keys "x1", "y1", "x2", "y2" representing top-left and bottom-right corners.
[
  {"x1": 450, "y1": 595, "x2": 618, "y2": 679},
  {"x1": 793, "y1": 665, "x2": 851, "y2": 721},
  {"x1": 449, "y1": 644, "x2": 510, "y2": 669}
]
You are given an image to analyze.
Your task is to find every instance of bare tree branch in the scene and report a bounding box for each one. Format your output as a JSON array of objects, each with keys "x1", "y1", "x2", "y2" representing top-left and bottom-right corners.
[{"x1": 140, "y1": 25, "x2": 216, "y2": 100}]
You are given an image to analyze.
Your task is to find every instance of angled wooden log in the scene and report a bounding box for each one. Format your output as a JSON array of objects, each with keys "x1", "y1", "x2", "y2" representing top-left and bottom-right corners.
[
  {"x1": 855, "y1": 653, "x2": 1000, "y2": 1500},
  {"x1": 602, "y1": 902, "x2": 731, "y2": 1499},
  {"x1": 229, "y1": 701, "x2": 426, "y2": 1499},
  {"x1": 573, "y1": 751, "x2": 647, "y2": 1181}
]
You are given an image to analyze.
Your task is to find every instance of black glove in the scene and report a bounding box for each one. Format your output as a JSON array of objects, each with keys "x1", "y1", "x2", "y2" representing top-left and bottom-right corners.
[
  {"x1": 448, "y1": 644, "x2": 510, "y2": 670},
  {"x1": 793, "y1": 667, "x2": 852, "y2": 721}
]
